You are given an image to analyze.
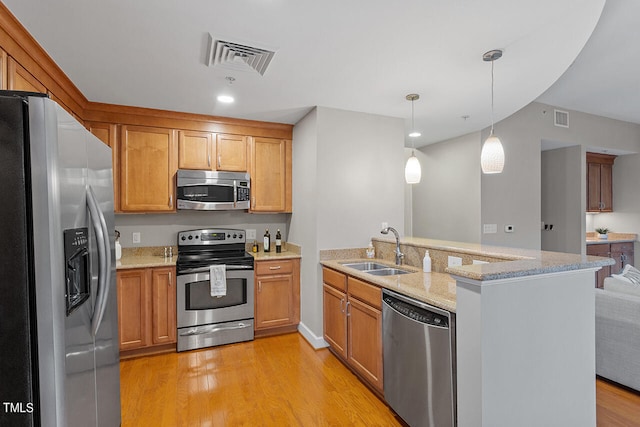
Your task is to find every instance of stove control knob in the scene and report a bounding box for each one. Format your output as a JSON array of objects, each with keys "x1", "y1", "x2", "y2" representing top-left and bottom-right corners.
[
  {"x1": 233, "y1": 234, "x2": 237, "y2": 238},
  {"x1": 188, "y1": 235, "x2": 193, "y2": 240},
  {"x1": 181, "y1": 236, "x2": 186, "y2": 241},
  {"x1": 227, "y1": 234, "x2": 231, "y2": 238},
  {"x1": 239, "y1": 234, "x2": 243, "y2": 239}
]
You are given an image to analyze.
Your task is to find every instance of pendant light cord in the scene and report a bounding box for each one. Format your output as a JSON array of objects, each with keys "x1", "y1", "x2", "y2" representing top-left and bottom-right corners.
[
  {"x1": 411, "y1": 100, "x2": 416, "y2": 150},
  {"x1": 490, "y1": 58, "x2": 495, "y2": 136}
]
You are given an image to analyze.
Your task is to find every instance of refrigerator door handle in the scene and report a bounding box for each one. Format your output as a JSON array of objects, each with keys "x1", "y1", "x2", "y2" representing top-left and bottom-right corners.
[{"x1": 87, "y1": 185, "x2": 112, "y2": 337}]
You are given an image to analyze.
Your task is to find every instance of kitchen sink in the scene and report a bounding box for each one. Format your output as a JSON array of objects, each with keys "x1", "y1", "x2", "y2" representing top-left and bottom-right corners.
[
  {"x1": 340, "y1": 262, "x2": 390, "y2": 271},
  {"x1": 340, "y1": 262, "x2": 413, "y2": 276},
  {"x1": 366, "y1": 268, "x2": 412, "y2": 276}
]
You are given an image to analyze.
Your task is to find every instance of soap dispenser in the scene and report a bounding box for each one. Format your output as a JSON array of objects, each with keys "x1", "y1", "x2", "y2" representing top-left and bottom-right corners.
[
  {"x1": 366, "y1": 241, "x2": 375, "y2": 259},
  {"x1": 423, "y1": 250, "x2": 431, "y2": 273}
]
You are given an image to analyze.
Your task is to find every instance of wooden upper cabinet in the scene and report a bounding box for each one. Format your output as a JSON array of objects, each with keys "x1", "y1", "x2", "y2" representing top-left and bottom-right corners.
[
  {"x1": 587, "y1": 153, "x2": 615, "y2": 212},
  {"x1": 249, "y1": 137, "x2": 292, "y2": 212},
  {"x1": 0, "y1": 48, "x2": 7, "y2": 90},
  {"x1": 7, "y1": 57, "x2": 46, "y2": 93},
  {"x1": 120, "y1": 125, "x2": 177, "y2": 212},
  {"x1": 88, "y1": 122, "x2": 119, "y2": 211},
  {"x1": 178, "y1": 130, "x2": 213, "y2": 170},
  {"x1": 216, "y1": 134, "x2": 247, "y2": 171}
]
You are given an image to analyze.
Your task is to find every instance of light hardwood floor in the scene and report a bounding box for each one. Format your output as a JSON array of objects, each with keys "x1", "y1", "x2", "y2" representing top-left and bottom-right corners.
[{"x1": 120, "y1": 333, "x2": 640, "y2": 426}]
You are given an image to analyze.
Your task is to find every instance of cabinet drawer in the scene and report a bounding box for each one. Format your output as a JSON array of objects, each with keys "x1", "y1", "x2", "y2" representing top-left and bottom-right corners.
[
  {"x1": 323, "y1": 267, "x2": 347, "y2": 292},
  {"x1": 347, "y1": 277, "x2": 382, "y2": 310},
  {"x1": 256, "y1": 259, "x2": 293, "y2": 276},
  {"x1": 587, "y1": 244, "x2": 610, "y2": 256},
  {"x1": 611, "y1": 242, "x2": 634, "y2": 253}
]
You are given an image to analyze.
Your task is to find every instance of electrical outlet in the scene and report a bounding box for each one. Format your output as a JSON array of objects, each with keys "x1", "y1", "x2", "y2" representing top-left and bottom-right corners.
[
  {"x1": 483, "y1": 224, "x2": 497, "y2": 234},
  {"x1": 132, "y1": 232, "x2": 141, "y2": 244},
  {"x1": 448, "y1": 256, "x2": 462, "y2": 267},
  {"x1": 246, "y1": 229, "x2": 256, "y2": 240}
]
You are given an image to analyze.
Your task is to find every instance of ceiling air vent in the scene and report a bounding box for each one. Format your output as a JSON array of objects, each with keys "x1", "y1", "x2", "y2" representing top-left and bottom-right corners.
[
  {"x1": 554, "y1": 109, "x2": 569, "y2": 128},
  {"x1": 206, "y1": 34, "x2": 276, "y2": 76}
]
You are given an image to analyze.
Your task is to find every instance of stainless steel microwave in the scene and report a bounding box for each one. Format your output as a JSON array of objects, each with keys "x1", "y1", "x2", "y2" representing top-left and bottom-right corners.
[{"x1": 176, "y1": 170, "x2": 250, "y2": 210}]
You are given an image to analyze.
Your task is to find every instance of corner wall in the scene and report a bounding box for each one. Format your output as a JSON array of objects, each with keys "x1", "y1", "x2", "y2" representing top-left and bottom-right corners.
[{"x1": 290, "y1": 107, "x2": 405, "y2": 346}]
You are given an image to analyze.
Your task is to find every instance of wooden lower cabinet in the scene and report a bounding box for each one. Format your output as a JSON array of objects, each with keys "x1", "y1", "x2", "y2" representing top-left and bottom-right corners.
[
  {"x1": 322, "y1": 268, "x2": 383, "y2": 393},
  {"x1": 117, "y1": 266, "x2": 176, "y2": 356},
  {"x1": 254, "y1": 258, "x2": 300, "y2": 336},
  {"x1": 587, "y1": 242, "x2": 635, "y2": 288}
]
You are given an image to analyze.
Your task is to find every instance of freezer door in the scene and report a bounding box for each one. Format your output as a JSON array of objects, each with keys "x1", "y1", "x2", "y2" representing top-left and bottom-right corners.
[{"x1": 86, "y1": 123, "x2": 121, "y2": 427}]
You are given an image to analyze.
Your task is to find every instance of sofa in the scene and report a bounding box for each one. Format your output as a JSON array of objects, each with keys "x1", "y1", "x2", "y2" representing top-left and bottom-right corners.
[{"x1": 595, "y1": 266, "x2": 640, "y2": 392}]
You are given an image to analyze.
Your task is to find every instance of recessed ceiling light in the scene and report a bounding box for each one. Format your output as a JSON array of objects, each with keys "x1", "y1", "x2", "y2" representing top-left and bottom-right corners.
[{"x1": 217, "y1": 95, "x2": 234, "y2": 103}]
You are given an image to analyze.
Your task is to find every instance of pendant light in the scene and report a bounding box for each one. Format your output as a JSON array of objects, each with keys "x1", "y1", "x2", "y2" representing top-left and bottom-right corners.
[
  {"x1": 405, "y1": 93, "x2": 422, "y2": 184},
  {"x1": 481, "y1": 50, "x2": 505, "y2": 174}
]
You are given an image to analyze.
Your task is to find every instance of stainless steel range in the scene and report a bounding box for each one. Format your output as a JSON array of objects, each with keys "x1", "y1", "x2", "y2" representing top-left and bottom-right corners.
[{"x1": 176, "y1": 228, "x2": 255, "y2": 352}]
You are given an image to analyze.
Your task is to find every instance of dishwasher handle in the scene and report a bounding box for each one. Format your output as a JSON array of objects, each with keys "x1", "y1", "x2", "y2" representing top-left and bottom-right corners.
[{"x1": 383, "y1": 293, "x2": 449, "y2": 328}]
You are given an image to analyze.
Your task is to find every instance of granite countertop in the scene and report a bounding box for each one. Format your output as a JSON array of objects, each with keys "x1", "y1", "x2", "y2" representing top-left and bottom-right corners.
[
  {"x1": 585, "y1": 232, "x2": 637, "y2": 244},
  {"x1": 321, "y1": 259, "x2": 456, "y2": 313},
  {"x1": 250, "y1": 243, "x2": 302, "y2": 261}
]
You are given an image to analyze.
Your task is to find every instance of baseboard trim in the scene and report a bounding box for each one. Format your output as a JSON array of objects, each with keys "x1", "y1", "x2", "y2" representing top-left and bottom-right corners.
[{"x1": 297, "y1": 322, "x2": 329, "y2": 349}]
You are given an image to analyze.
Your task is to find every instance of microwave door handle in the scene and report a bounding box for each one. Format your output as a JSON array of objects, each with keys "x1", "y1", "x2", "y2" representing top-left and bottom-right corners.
[
  {"x1": 87, "y1": 185, "x2": 112, "y2": 337},
  {"x1": 233, "y1": 180, "x2": 237, "y2": 208}
]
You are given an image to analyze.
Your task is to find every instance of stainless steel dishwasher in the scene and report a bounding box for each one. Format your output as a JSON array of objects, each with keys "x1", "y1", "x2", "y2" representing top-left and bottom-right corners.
[{"x1": 382, "y1": 289, "x2": 456, "y2": 427}]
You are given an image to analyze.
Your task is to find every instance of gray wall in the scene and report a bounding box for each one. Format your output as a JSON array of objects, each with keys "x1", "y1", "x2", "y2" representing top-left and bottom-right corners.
[
  {"x1": 411, "y1": 132, "x2": 481, "y2": 243},
  {"x1": 541, "y1": 146, "x2": 583, "y2": 254},
  {"x1": 289, "y1": 106, "x2": 405, "y2": 344}
]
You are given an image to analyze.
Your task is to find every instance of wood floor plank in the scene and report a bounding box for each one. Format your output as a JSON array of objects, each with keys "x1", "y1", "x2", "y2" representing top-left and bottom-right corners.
[{"x1": 120, "y1": 333, "x2": 640, "y2": 426}]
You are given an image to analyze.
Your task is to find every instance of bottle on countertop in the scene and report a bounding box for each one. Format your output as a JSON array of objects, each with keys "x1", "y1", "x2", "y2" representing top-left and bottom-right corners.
[
  {"x1": 366, "y1": 241, "x2": 375, "y2": 259},
  {"x1": 423, "y1": 250, "x2": 432, "y2": 273},
  {"x1": 115, "y1": 230, "x2": 122, "y2": 260},
  {"x1": 264, "y1": 229, "x2": 271, "y2": 252},
  {"x1": 252, "y1": 241, "x2": 258, "y2": 253},
  {"x1": 275, "y1": 229, "x2": 282, "y2": 253}
]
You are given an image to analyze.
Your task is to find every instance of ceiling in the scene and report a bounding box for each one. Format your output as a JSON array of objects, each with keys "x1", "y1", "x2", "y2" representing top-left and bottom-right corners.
[{"x1": 4, "y1": 0, "x2": 625, "y2": 148}]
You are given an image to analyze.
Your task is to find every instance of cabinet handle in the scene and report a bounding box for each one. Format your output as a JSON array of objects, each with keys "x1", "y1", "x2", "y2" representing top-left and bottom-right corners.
[
  {"x1": 208, "y1": 152, "x2": 211, "y2": 167},
  {"x1": 218, "y1": 154, "x2": 221, "y2": 168},
  {"x1": 258, "y1": 280, "x2": 262, "y2": 292},
  {"x1": 269, "y1": 266, "x2": 282, "y2": 270},
  {"x1": 169, "y1": 272, "x2": 172, "y2": 285},
  {"x1": 340, "y1": 298, "x2": 345, "y2": 314},
  {"x1": 345, "y1": 301, "x2": 351, "y2": 317},
  {"x1": 169, "y1": 195, "x2": 173, "y2": 207}
]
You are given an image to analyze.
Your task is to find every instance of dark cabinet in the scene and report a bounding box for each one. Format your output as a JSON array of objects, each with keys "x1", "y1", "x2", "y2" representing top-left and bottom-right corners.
[{"x1": 587, "y1": 153, "x2": 616, "y2": 212}]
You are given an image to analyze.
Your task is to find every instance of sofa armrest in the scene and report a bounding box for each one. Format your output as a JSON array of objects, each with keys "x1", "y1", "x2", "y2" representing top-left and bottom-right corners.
[{"x1": 595, "y1": 288, "x2": 640, "y2": 392}]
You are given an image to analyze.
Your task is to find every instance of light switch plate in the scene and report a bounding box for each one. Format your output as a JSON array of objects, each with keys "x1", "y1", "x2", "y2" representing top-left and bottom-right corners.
[
  {"x1": 246, "y1": 229, "x2": 256, "y2": 240},
  {"x1": 483, "y1": 224, "x2": 497, "y2": 234},
  {"x1": 448, "y1": 256, "x2": 462, "y2": 267},
  {"x1": 132, "y1": 232, "x2": 141, "y2": 244}
]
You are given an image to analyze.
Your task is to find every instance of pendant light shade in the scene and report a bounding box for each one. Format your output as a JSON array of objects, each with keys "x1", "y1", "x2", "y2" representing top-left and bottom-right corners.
[
  {"x1": 405, "y1": 93, "x2": 422, "y2": 184},
  {"x1": 482, "y1": 50, "x2": 505, "y2": 174},
  {"x1": 405, "y1": 151, "x2": 422, "y2": 184},
  {"x1": 481, "y1": 135, "x2": 505, "y2": 174}
]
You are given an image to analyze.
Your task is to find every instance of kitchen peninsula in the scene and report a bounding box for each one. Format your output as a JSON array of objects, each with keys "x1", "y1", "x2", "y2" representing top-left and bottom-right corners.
[{"x1": 321, "y1": 236, "x2": 614, "y2": 427}]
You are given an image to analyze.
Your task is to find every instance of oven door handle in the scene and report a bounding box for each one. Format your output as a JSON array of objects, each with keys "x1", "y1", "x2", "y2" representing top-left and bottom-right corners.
[
  {"x1": 178, "y1": 265, "x2": 254, "y2": 275},
  {"x1": 179, "y1": 322, "x2": 252, "y2": 337}
]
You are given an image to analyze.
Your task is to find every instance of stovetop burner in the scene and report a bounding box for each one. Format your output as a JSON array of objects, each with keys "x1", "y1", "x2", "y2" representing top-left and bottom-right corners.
[{"x1": 176, "y1": 228, "x2": 254, "y2": 273}]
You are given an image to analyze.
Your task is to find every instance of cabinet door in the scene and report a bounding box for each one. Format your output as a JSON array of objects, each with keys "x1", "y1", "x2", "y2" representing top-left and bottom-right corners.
[
  {"x1": 323, "y1": 284, "x2": 347, "y2": 359},
  {"x1": 7, "y1": 57, "x2": 46, "y2": 93},
  {"x1": 600, "y1": 163, "x2": 613, "y2": 212},
  {"x1": 610, "y1": 242, "x2": 634, "y2": 275},
  {"x1": 88, "y1": 122, "x2": 120, "y2": 212},
  {"x1": 587, "y1": 162, "x2": 602, "y2": 212},
  {"x1": 255, "y1": 274, "x2": 294, "y2": 330},
  {"x1": 120, "y1": 125, "x2": 177, "y2": 212},
  {"x1": 117, "y1": 269, "x2": 150, "y2": 351},
  {"x1": 178, "y1": 130, "x2": 213, "y2": 170},
  {"x1": 347, "y1": 297, "x2": 383, "y2": 392},
  {"x1": 249, "y1": 137, "x2": 291, "y2": 212},
  {"x1": 587, "y1": 244, "x2": 611, "y2": 288},
  {"x1": 216, "y1": 134, "x2": 247, "y2": 171},
  {"x1": 150, "y1": 267, "x2": 176, "y2": 345}
]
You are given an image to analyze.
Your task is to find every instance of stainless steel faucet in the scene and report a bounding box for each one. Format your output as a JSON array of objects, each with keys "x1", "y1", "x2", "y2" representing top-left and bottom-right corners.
[{"x1": 381, "y1": 226, "x2": 404, "y2": 265}]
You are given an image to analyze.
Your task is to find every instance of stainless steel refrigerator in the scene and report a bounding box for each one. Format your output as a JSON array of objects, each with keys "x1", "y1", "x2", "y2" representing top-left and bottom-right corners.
[{"x1": 0, "y1": 92, "x2": 121, "y2": 426}]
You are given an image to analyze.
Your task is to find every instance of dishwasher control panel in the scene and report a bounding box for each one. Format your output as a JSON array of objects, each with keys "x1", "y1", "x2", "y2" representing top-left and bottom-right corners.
[{"x1": 383, "y1": 294, "x2": 449, "y2": 328}]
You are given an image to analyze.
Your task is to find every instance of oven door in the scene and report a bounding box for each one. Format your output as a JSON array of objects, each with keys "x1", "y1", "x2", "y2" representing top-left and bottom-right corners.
[{"x1": 177, "y1": 267, "x2": 254, "y2": 328}]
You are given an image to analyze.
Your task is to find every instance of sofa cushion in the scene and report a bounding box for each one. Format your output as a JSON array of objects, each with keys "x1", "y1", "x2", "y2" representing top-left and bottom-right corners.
[{"x1": 604, "y1": 270, "x2": 640, "y2": 297}]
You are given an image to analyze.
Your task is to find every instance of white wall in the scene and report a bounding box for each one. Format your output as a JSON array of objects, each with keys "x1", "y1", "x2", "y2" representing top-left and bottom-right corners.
[
  {"x1": 115, "y1": 211, "x2": 288, "y2": 247},
  {"x1": 289, "y1": 106, "x2": 405, "y2": 344},
  {"x1": 411, "y1": 132, "x2": 481, "y2": 243},
  {"x1": 541, "y1": 146, "x2": 583, "y2": 254}
]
